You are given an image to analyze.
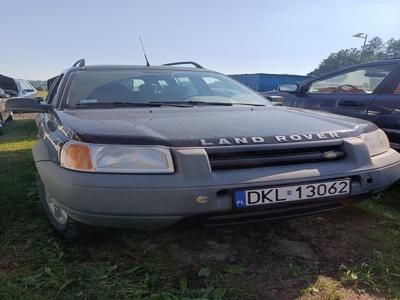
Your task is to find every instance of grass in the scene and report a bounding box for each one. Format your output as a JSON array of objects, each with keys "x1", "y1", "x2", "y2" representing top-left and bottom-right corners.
[
  {"x1": 36, "y1": 91, "x2": 48, "y2": 98},
  {"x1": 352, "y1": 193, "x2": 400, "y2": 296},
  {"x1": 299, "y1": 188, "x2": 400, "y2": 299},
  {"x1": 1, "y1": 118, "x2": 400, "y2": 299}
]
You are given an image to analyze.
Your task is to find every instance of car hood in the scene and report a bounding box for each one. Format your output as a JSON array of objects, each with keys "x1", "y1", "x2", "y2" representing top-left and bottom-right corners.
[{"x1": 55, "y1": 106, "x2": 376, "y2": 147}]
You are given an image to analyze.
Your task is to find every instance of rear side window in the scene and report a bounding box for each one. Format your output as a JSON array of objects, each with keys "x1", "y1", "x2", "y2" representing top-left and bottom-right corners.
[
  {"x1": 308, "y1": 65, "x2": 395, "y2": 94},
  {"x1": 21, "y1": 80, "x2": 35, "y2": 91},
  {"x1": 19, "y1": 80, "x2": 29, "y2": 91}
]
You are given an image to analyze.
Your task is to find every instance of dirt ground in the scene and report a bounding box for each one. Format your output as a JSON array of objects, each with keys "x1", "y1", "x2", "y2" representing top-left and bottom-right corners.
[{"x1": 85, "y1": 206, "x2": 384, "y2": 299}]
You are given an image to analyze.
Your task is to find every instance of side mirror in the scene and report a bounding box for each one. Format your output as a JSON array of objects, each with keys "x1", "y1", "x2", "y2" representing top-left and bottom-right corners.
[
  {"x1": 278, "y1": 84, "x2": 299, "y2": 93},
  {"x1": 5, "y1": 98, "x2": 52, "y2": 113}
]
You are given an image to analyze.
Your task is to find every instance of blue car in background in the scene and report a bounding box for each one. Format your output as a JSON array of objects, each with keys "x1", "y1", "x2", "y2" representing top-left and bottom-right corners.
[{"x1": 269, "y1": 59, "x2": 400, "y2": 150}]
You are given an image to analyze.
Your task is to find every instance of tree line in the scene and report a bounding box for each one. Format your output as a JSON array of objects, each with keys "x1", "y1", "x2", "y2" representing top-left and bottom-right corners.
[{"x1": 308, "y1": 37, "x2": 400, "y2": 76}]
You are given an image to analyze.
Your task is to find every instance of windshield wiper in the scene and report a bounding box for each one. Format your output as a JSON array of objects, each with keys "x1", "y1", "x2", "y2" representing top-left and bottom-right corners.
[
  {"x1": 74, "y1": 101, "x2": 189, "y2": 108},
  {"x1": 149, "y1": 101, "x2": 234, "y2": 106},
  {"x1": 73, "y1": 101, "x2": 267, "y2": 109},
  {"x1": 183, "y1": 101, "x2": 234, "y2": 106},
  {"x1": 149, "y1": 101, "x2": 267, "y2": 107}
]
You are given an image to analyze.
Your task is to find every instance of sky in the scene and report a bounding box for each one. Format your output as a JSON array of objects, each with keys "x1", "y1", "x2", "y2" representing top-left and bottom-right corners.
[{"x1": 1, "y1": 0, "x2": 399, "y2": 80}]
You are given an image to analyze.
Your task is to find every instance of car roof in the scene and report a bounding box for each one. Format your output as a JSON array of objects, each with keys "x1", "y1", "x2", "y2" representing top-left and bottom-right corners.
[
  {"x1": 325, "y1": 58, "x2": 400, "y2": 74},
  {"x1": 61, "y1": 64, "x2": 215, "y2": 75},
  {"x1": 363, "y1": 58, "x2": 400, "y2": 66},
  {"x1": 300, "y1": 58, "x2": 400, "y2": 84}
]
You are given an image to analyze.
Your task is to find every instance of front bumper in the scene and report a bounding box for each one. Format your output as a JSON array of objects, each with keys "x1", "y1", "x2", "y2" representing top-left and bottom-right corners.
[{"x1": 34, "y1": 138, "x2": 400, "y2": 229}]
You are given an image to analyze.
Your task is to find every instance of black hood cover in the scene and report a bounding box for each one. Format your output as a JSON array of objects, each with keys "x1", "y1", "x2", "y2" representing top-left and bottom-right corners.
[
  {"x1": 0, "y1": 74, "x2": 17, "y2": 92},
  {"x1": 55, "y1": 106, "x2": 376, "y2": 147}
]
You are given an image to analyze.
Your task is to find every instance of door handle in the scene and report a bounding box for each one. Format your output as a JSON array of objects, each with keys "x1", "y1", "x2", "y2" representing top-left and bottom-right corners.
[{"x1": 338, "y1": 100, "x2": 364, "y2": 107}]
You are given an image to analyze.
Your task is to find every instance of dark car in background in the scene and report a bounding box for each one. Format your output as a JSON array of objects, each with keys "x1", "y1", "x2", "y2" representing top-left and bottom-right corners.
[{"x1": 268, "y1": 59, "x2": 400, "y2": 150}]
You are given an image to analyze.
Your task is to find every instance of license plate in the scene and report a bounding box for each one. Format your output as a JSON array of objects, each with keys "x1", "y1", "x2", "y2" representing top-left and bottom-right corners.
[{"x1": 234, "y1": 179, "x2": 351, "y2": 208}]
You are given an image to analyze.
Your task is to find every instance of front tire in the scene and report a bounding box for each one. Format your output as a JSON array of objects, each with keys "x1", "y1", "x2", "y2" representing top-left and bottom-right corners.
[{"x1": 37, "y1": 175, "x2": 90, "y2": 239}]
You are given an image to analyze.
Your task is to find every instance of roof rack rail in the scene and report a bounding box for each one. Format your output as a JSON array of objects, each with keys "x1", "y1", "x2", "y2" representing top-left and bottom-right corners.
[
  {"x1": 72, "y1": 59, "x2": 86, "y2": 67},
  {"x1": 385, "y1": 57, "x2": 400, "y2": 60},
  {"x1": 162, "y1": 61, "x2": 204, "y2": 69}
]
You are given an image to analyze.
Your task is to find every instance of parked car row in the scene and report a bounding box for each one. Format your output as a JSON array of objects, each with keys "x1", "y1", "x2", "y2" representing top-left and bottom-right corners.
[
  {"x1": 0, "y1": 74, "x2": 37, "y2": 98},
  {"x1": 0, "y1": 74, "x2": 38, "y2": 132},
  {"x1": 6, "y1": 59, "x2": 400, "y2": 238},
  {"x1": 264, "y1": 58, "x2": 400, "y2": 150}
]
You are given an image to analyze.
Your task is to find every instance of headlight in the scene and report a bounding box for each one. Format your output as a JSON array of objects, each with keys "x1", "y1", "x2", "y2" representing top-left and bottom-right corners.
[
  {"x1": 359, "y1": 129, "x2": 390, "y2": 157},
  {"x1": 60, "y1": 141, "x2": 174, "y2": 173}
]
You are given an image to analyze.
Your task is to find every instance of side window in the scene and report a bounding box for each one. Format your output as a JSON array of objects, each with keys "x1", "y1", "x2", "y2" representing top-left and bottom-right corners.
[
  {"x1": 21, "y1": 80, "x2": 35, "y2": 92},
  {"x1": 308, "y1": 65, "x2": 395, "y2": 94},
  {"x1": 394, "y1": 83, "x2": 400, "y2": 94},
  {"x1": 46, "y1": 75, "x2": 63, "y2": 105},
  {"x1": 25, "y1": 81, "x2": 35, "y2": 91}
]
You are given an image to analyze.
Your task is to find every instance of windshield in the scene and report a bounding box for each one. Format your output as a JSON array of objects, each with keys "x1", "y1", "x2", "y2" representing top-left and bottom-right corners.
[{"x1": 65, "y1": 70, "x2": 269, "y2": 107}]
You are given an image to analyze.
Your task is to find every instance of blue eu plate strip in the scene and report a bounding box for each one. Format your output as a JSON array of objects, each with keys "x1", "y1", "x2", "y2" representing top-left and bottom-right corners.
[{"x1": 234, "y1": 191, "x2": 246, "y2": 208}]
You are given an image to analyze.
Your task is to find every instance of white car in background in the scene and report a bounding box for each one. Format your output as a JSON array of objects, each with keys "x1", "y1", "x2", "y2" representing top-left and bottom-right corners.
[{"x1": 14, "y1": 79, "x2": 37, "y2": 98}]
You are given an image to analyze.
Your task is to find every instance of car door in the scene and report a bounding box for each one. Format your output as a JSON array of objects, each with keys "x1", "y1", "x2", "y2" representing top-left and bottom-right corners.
[
  {"x1": 292, "y1": 64, "x2": 397, "y2": 119},
  {"x1": 366, "y1": 65, "x2": 400, "y2": 149}
]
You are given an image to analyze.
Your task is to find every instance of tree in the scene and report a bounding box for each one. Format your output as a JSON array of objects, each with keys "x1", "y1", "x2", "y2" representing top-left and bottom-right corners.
[
  {"x1": 308, "y1": 36, "x2": 399, "y2": 76},
  {"x1": 363, "y1": 36, "x2": 383, "y2": 59},
  {"x1": 387, "y1": 38, "x2": 400, "y2": 58},
  {"x1": 308, "y1": 48, "x2": 362, "y2": 76}
]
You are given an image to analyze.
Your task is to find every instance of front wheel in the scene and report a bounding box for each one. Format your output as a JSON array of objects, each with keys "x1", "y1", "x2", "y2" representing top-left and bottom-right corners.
[{"x1": 37, "y1": 175, "x2": 91, "y2": 239}]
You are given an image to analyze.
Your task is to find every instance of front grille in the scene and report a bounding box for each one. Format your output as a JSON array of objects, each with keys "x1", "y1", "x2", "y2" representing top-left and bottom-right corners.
[{"x1": 206, "y1": 144, "x2": 345, "y2": 170}]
